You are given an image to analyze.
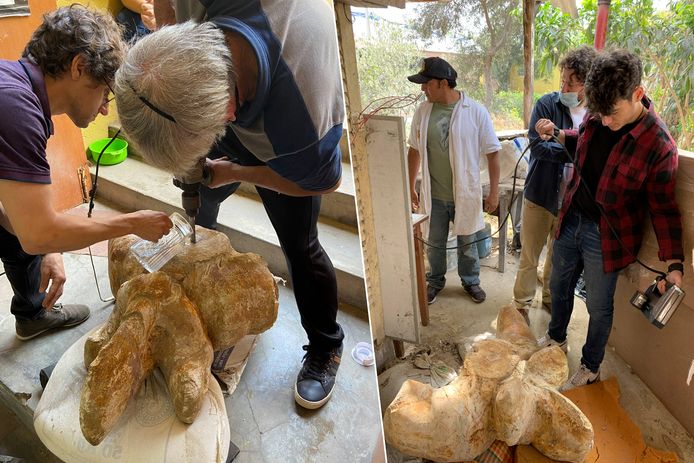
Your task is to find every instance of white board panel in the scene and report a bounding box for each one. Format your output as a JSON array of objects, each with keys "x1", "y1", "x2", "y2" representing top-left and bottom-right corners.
[{"x1": 365, "y1": 115, "x2": 420, "y2": 343}]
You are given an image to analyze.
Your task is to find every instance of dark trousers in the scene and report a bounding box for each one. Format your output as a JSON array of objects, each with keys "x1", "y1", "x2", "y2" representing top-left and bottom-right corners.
[
  {"x1": 197, "y1": 142, "x2": 343, "y2": 350},
  {"x1": 0, "y1": 225, "x2": 44, "y2": 320}
]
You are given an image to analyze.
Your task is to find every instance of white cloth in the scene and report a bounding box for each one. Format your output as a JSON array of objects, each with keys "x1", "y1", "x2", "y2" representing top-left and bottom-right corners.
[
  {"x1": 408, "y1": 92, "x2": 501, "y2": 238},
  {"x1": 569, "y1": 104, "x2": 587, "y2": 129},
  {"x1": 559, "y1": 105, "x2": 587, "y2": 206},
  {"x1": 34, "y1": 325, "x2": 231, "y2": 463}
]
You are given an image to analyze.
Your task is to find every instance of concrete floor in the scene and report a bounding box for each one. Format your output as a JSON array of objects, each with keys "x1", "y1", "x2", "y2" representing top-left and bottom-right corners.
[
  {"x1": 0, "y1": 250, "x2": 383, "y2": 462},
  {"x1": 380, "y1": 244, "x2": 694, "y2": 462}
]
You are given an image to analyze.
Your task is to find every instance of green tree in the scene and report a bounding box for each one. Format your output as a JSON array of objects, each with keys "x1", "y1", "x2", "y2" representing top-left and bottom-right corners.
[
  {"x1": 533, "y1": 0, "x2": 694, "y2": 149},
  {"x1": 412, "y1": 0, "x2": 522, "y2": 107},
  {"x1": 356, "y1": 20, "x2": 421, "y2": 120},
  {"x1": 533, "y1": 2, "x2": 583, "y2": 77}
]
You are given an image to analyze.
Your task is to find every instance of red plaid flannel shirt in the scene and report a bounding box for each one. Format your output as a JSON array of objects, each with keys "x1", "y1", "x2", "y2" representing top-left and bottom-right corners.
[{"x1": 558, "y1": 97, "x2": 684, "y2": 273}]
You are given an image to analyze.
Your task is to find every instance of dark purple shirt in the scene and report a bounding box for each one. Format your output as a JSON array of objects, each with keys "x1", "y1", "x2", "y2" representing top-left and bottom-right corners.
[{"x1": 0, "y1": 58, "x2": 53, "y2": 184}]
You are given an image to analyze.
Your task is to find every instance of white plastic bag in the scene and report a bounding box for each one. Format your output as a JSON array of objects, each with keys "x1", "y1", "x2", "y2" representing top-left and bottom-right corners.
[
  {"x1": 480, "y1": 139, "x2": 529, "y2": 184},
  {"x1": 34, "y1": 326, "x2": 230, "y2": 463}
]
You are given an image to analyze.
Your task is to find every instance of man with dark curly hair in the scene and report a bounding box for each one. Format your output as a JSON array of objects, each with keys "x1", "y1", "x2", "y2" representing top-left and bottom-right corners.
[
  {"x1": 513, "y1": 46, "x2": 597, "y2": 321},
  {"x1": 0, "y1": 5, "x2": 172, "y2": 340},
  {"x1": 535, "y1": 49, "x2": 685, "y2": 390}
]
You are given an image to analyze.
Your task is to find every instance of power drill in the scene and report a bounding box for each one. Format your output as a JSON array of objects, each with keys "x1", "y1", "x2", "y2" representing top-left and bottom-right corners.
[{"x1": 172, "y1": 158, "x2": 212, "y2": 244}]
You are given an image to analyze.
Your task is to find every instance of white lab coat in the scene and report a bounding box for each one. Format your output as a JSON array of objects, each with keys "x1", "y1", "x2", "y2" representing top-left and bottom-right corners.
[{"x1": 408, "y1": 92, "x2": 501, "y2": 239}]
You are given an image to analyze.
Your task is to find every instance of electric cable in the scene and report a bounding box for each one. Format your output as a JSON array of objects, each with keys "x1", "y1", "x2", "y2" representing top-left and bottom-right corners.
[
  {"x1": 414, "y1": 136, "x2": 543, "y2": 251},
  {"x1": 414, "y1": 127, "x2": 671, "y2": 280},
  {"x1": 554, "y1": 133, "x2": 667, "y2": 278},
  {"x1": 84, "y1": 129, "x2": 122, "y2": 303}
]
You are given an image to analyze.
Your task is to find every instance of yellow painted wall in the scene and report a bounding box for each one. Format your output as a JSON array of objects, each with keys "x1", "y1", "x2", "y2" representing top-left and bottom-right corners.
[
  {"x1": 509, "y1": 64, "x2": 560, "y2": 95},
  {"x1": 57, "y1": 0, "x2": 123, "y2": 149}
]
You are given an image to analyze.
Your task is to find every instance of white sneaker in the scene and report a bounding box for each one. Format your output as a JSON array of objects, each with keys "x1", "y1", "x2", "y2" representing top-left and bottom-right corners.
[
  {"x1": 560, "y1": 364, "x2": 600, "y2": 392},
  {"x1": 537, "y1": 332, "x2": 568, "y2": 353}
]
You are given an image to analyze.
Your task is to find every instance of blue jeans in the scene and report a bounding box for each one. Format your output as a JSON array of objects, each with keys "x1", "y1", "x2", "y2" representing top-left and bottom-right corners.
[
  {"x1": 548, "y1": 208, "x2": 618, "y2": 372},
  {"x1": 426, "y1": 198, "x2": 480, "y2": 289}
]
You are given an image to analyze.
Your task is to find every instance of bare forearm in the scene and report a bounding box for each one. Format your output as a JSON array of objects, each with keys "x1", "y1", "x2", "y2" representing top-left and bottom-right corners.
[
  {"x1": 20, "y1": 213, "x2": 139, "y2": 255},
  {"x1": 2, "y1": 181, "x2": 171, "y2": 254},
  {"x1": 153, "y1": 0, "x2": 175, "y2": 26},
  {"x1": 407, "y1": 147, "x2": 421, "y2": 193},
  {"x1": 215, "y1": 163, "x2": 339, "y2": 196},
  {"x1": 487, "y1": 151, "x2": 500, "y2": 195}
]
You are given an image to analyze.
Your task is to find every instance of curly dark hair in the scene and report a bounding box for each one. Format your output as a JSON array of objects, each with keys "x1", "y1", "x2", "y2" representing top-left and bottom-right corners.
[
  {"x1": 559, "y1": 46, "x2": 598, "y2": 84},
  {"x1": 23, "y1": 5, "x2": 125, "y2": 84},
  {"x1": 585, "y1": 49, "x2": 642, "y2": 116}
]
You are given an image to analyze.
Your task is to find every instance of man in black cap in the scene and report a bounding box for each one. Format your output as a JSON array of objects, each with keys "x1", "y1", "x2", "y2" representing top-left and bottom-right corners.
[{"x1": 407, "y1": 57, "x2": 500, "y2": 305}]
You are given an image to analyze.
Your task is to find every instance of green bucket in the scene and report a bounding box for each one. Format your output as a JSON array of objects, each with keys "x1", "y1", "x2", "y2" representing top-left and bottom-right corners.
[{"x1": 88, "y1": 137, "x2": 128, "y2": 165}]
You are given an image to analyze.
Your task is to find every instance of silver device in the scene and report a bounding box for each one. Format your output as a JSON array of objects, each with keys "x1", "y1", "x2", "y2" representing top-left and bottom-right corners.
[{"x1": 630, "y1": 277, "x2": 685, "y2": 328}]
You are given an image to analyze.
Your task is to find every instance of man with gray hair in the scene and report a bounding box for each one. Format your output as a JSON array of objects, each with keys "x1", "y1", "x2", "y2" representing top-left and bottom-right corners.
[
  {"x1": 116, "y1": 0, "x2": 345, "y2": 410},
  {"x1": 0, "y1": 5, "x2": 172, "y2": 341}
]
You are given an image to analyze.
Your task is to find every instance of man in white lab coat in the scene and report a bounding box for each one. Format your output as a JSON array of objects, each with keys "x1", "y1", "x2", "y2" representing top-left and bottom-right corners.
[{"x1": 407, "y1": 57, "x2": 500, "y2": 304}]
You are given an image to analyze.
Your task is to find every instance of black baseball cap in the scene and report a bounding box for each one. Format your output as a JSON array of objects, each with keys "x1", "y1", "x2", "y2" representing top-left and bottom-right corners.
[{"x1": 407, "y1": 57, "x2": 458, "y2": 84}]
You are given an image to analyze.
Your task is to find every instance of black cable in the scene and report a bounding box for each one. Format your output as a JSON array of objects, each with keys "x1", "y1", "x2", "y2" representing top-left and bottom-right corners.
[
  {"x1": 88, "y1": 128, "x2": 121, "y2": 218},
  {"x1": 415, "y1": 131, "x2": 669, "y2": 280},
  {"x1": 342, "y1": 3, "x2": 353, "y2": 24},
  {"x1": 86, "y1": 130, "x2": 120, "y2": 303},
  {"x1": 554, "y1": 133, "x2": 666, "y2": 278},
  {"x1": 414, "y1": 136, "x2": 543, "y2": 250}
]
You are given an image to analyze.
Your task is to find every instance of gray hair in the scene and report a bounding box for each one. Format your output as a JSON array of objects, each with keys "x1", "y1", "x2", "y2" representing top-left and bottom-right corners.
[{"x1": 115, "y1": 21, "x2": 233, "y2": 176}]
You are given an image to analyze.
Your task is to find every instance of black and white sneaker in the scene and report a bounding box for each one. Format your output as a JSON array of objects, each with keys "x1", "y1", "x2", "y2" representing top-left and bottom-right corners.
[
  {"x1": 294, "y1": 343, "x2": 342, "y2": 410},
  {"x1": 426, "y1": 285, "x2": 442, "y2": 305}
]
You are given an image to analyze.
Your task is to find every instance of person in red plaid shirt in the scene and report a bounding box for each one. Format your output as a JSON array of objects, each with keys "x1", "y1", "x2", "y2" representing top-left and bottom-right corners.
[{"x1": 534, "y1": 49, "x2": 685, "y2": 390}]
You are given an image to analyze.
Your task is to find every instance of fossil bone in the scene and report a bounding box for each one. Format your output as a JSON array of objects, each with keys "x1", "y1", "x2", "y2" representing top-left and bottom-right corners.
[
  {"x1": 80, "y1": 227, "x2": 278, "y2": 445},
  {"x1": 383, "y1": 305, "x2": 593, "y2": 462}
]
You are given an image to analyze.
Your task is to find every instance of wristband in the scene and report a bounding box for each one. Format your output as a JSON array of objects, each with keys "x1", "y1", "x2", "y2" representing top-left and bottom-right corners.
[{"x1": 667, "y1": 262, "x2": 684, "y2": 276}]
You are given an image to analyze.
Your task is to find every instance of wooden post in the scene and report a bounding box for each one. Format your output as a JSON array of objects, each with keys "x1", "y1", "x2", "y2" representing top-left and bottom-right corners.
[
  {"x1": 594, "y1": 0, "x2": 612, "y2": 50},
  {"x1": 334, "y1": 3, "x2": 385, "y2": 343},
  {"x1": 522, "y1": 0, "x2": 536, "y2": 128}
]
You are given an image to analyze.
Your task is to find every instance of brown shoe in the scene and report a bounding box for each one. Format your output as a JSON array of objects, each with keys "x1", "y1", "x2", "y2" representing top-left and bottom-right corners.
[{"x1": 463, "y1": 284, "x2": 486, "y2": 303}]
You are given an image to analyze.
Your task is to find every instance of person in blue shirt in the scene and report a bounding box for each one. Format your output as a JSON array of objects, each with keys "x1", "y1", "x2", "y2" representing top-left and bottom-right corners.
[{"x1": 512, "y1": 46, "x2": 597, "y2": 322}]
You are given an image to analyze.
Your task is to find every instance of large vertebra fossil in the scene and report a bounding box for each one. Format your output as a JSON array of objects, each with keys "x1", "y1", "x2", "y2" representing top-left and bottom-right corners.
[
  {"x1": 383, "y1": 305, "x2": 594, "y2": 462},
  {"x1": 80, "y1": 227, "x2": 278, "y2": 445}
]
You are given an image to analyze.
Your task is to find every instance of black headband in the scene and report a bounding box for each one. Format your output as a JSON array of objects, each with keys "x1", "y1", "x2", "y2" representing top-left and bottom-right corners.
[{"x1": 126, "y1": 80, "x2": 177, "y2": 123}]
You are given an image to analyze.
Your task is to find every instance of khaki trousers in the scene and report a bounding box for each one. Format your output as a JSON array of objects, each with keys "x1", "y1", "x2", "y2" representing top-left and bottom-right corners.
[{"x1": 513, "y1": 198, "x2": 558, "y2": 308}]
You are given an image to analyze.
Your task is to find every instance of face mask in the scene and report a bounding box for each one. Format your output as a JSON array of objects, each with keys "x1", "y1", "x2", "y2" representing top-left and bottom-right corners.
[{"x1": 559, "y1": 92, "x2": 581, "y2": 108}]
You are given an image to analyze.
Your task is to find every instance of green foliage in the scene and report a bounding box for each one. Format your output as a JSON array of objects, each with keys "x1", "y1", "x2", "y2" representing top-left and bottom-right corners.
[
  {"x1": 356, "y1": 21, "x2": 421, "y2": 117},
  {"x1": 533, "y1": 3, "x2": 583, "y2": 78},
  {"x1": 411, "y1": 0, "x2": 523, "y2": 107},
  {"x1": 533, "y1": 0, "x2": 694, "y2": 149}
]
